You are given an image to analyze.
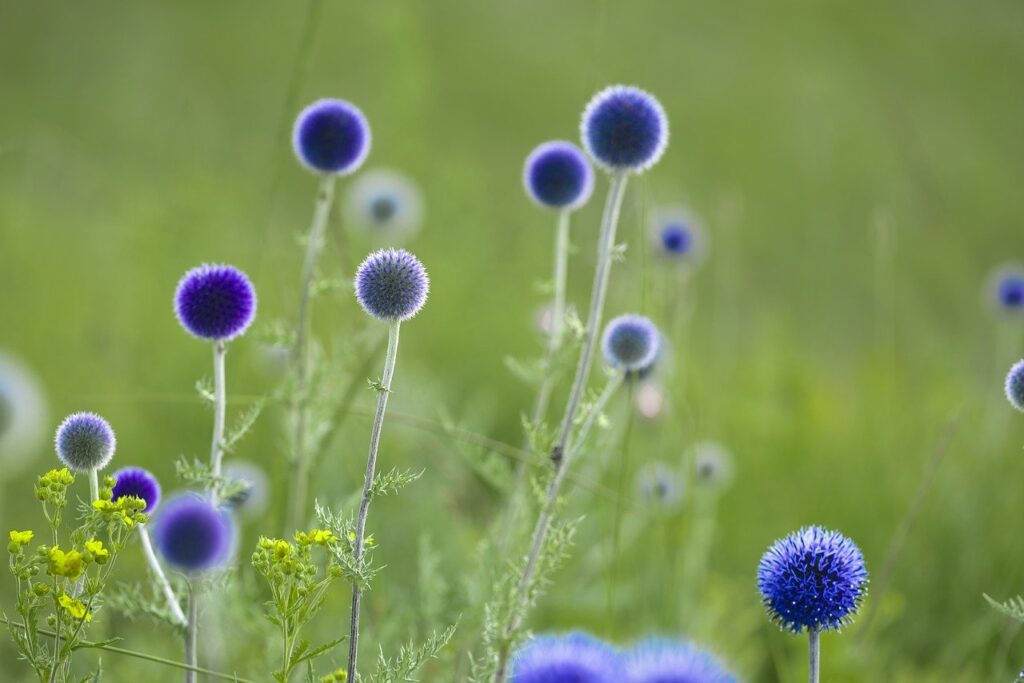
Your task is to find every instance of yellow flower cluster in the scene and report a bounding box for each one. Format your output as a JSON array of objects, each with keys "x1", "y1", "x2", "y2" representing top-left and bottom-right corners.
[
  {"x1": 34, "y1": 468, "x2": 74, "y2": 502},
  {"x1": 92, "y1": 495, "x2": 148, "y2": 528},
  {"x1": 8, "y1": 530, "x2": 34, "y2": 553},
  {"x1": 58, "y1": 593, "x2": 92, "y2": 622},
  {"x1": 47, "y1": 547, "x2": 85, "y2": 581},
  {"x1": 84, "y1": 538, "x2": 109, "y2": 564},
  {"x1": 296, "y1": 529, "x2": 337, "y2": 546},
  {"x1": 320, "y1": 668, "x2": 348, "y2": 682}
]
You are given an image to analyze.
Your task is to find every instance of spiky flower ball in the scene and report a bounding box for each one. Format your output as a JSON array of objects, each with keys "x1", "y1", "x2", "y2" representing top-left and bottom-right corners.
[
  {"x1": 344, "y1": 168, "x2": 424, "y2": 239},
  {"x1": 153, "y1": 495, "x2": 233, "y2": 573},
  {"x1": 624, "y1": 639, "x2": 736, "y2": 683},
  {"x1": 602, "y1": 314, "x2": 661, "y2": 372},
  {"x1": 1006, "y1": 360, "x2": 1024, "y2": 412},
  {"x1": 174, "y1": 264, "x2": 257, "y2": 341},
  {"x1": 111, "y1": 467, "x2": 161, "y2": 514},
  {"x1": 651, "y1": 207, "x2": 705, "y2": 264},
  {"x1": 757, "y1": 526, "x2": 868, "y2": 633},
  {"x1": 354, "y1": 248, "x2": 429, "y2": 322},
  {"x1": 523, "y1": 141, "x2": 595, "y2": 211},
  {"x1": 292, "y1": 98, "x2": 371, "y2": 175},
  {"x1": 581, "y1": 85, "x2": 669, "y2": 173},
  {"x1": 511, "y1": 632, "x2": 623, "y2": 683},
  {"x1": 55, "y1": 412, "x2": 115, "y2": 473}
]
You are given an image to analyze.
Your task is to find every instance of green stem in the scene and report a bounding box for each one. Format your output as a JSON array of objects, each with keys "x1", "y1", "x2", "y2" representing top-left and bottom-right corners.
[
  {"x1": 289, "y1": 174, "x2": 338, "y2": 533},
  {"x1": 808, "y1": 627, "x2": 820, "y2": 683},
  {"x1": 185, "y1": 582, "x2": 198, "y2": 683},
  {"x1": 88, "y1": 469, "x2": 99, "y2": 503},
  {"x1": 139, "y1": 524, "x2": 187, "y2": 626},
  {"x1": 347, "y1": 321, "x2": 402, "y2": 682},
  {"x1": 209, "y1": 340, "x2": 227, "y2": 502}
]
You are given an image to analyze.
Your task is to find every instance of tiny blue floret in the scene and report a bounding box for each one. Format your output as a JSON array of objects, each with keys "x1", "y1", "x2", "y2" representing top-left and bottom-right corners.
[
  {"x1": 581, "y1": 85, "x2": 669, "y2": 173},
  {"x1": 757, "y1": 526, "x2": 868, "y2": 633},
  {"x1": 1006, "y1": 360, "x2": 1024, "y2": 412},
  {"x1": 152, "y1": 494, "x2": 233, "y2": 573},
  {"x1": 174, "y1": 264, "x2": 257, "y2": 342},
  {"x1": 511, "y1": 632, "x2": 623, "y2": 683},
  {"x1": 624, "y1": 638, "x2": 736, "y2": 683},
  {"x1": 523, "y1": 141, "x2": 595, "y2": 211},
  {"x1": 292, "y1": 98, "x2": 371, "y2": 175},
  {"x1": 111, "y1": 467, "x2": 161, "y2": 514},
  {"x1": 55, "y1": 412, "x2": 116, "y2": 473},
  {"x1": 354, "y1": 248, "x2": 429, "y2": 322},
  {"x1": 602, "y1": 314, "x2": 661, "y2": 372}
]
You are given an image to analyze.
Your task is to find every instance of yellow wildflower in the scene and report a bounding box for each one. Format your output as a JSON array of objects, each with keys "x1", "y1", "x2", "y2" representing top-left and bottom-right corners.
[
  {"x1": 58, "y1": 594, "x2": 92, "y2": 622},
  {"x1": 85, "y1": 538, "x2": 109, "y2": 564},
  {"x1": 9, "y1": 530, "x2": 33, "y2": 547},
  {"x1": 47, "y1": 547, "x2": 85, "y2": 580}
]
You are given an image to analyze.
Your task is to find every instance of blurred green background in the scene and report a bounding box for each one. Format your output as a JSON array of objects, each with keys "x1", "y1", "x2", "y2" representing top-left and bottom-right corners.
[{"x1": 2, "y1": 0, "x2": 1023, "y2": 680}]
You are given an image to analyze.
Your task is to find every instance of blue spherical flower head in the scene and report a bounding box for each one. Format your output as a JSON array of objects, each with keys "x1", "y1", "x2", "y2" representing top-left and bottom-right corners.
[
  {"x1": 998, "y1": 275, "x2": 1024, "y2": 309},
  {"x1": 661, "y1": 221, "x2": 694, "y2": 255},
  {"x1": 624, "y1": 639, "x2": 736, "y2": 683},
  {"x1": 523, "y1": 141, "x2": 595, "y2": 211},
  {"x1": 602, "y1": 314, "x2": 661, "y2": 372},
  {"x1": 174, "y1": 264, "x2": 257, "y2": 341},
  {"x1": 581, "y1": 85, "x2": 669, "y2": 173},
  {"x1": 344, "y1": 168, "x2": 424, "y2": 239},
  {"x1": 758, "y1": 526, "x2": 868, "y2": 633},
  {"x1": 292, "y1": 98, "x2": 371, "y2": 175},
  {"x1": 55, "y1": 412, "x2": 115, "y2": 473},
  {"x1": 511, "y1": 632, "x2": 623, "y2": 683},
  {"x1": 354, "y1": 248, "x2": 429, "y2": 322},
  {"x1": 153, "y1": 494, "x2": 233, "y2": 573},
  {"x1": 111, "y1": 467, "x2": 161, "y2": 514},
  {"x1": 1006, "y1": 360, "x2": 1024, "y2": 412}
]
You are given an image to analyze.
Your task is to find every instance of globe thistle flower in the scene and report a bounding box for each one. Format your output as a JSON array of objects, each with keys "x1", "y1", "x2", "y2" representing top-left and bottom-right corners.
[
  {"x1": 523, "y1": 141, "x2": 595, "y2": 211},
  {"x1": 152, "y1": 494, "x2": 233, "y2": 573},
  {"x1": 54, "y1": 412, "x2": 115, "y2": 473},
  {"x1": 581, "y1": 85, "x2": 669, "y2": 174},
  {"x1": 354, "y1": 248, "x2": 429, "y2": 322},
  {"x1": 292, "y1": 98, "x2": 371, "y2": 175},
  {"x1": 635, "y1": 462, "x2": 683, "y2": 514},
  {"x1": 624, "y1": 639, "x2": 736, "y2": 683},
  {"x1": 998, "y1": 275, "x2": 1024, "y2": 309},
  {"x1": 983, "y1": 264, "x2": 1024, "y2": 315},
  {"x1": 1006, "y1": 359, "x2": 1024, "y2": 412},
  {"x1": 757, "y1": 526, "x2": 868, "y2": 633},
  {"x1": 601, "y1": 314, "x2": 661, "y2": 372},
  {"x1": 111, "y1": 467, "x2": 161, "y2": 514},
  {"x1": 691, "y1": 440, "x2": 735, "y2": 491},
  {"x1": 651, "y1": 207, "x2": 706, "y2": 264},
  {"x1": 222, "y1": 460, "x2": 270, "y2": 520},
  {"x1": 0, "y1": 351, "x2": 47, "y2": 475},
  {"x1": 511, "y1": 632, "x2": 623, "y2": 683},
  {"x1": 344, "y1": 168, "x2": 424, "y2": 240},
  {"x1": 174, "y1": 264, "x2": 257, "y2": 342}
]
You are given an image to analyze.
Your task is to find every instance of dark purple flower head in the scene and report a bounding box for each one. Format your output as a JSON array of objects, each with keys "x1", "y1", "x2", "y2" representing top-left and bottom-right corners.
[
  {"x1": 511, "y1": 632, "x2": 622, "y2": 683},
  {"x1": 174, "y1": 264, "x2": 257, "y2": 342},
  {"x1": 581, "y1": 86, "x2": 669, "y2": 173},
  {"x1": 660, "y1": 222, "x2": 694, "y2": 255},
  {"x1": 998, "y1": 275, "x2": 1024, "y2": 309},
  {"x1": 354, "y1": 248, "x2": 429, "y2": 322},
  {"x1": 111, "y1": 467, "x2": 161, "y2": 514},
  {"x1": 153, "y1": 494, "x2": 233, "y2": 573},
  {"x1": 602, "y1": 314, "x2": 661, "y2": 372},
  {"x1": 523, "y1": 141, "x2": 595, "y2": 211},
  {"x1": 292, "y1": 98, "x2": 371, "y2": 175},
  {"x1": 624, "y1": 639, "x2": 736, "y2": 683},
  {"x1": 1006, "y1": 360, "x2": 1024, "y2": 412},
  {"x1": 55, "y1": 412, "x2": 115, "y2": 472},
  {"x1": 758, "y1": 526, "x2": 868, "y2": 633}
]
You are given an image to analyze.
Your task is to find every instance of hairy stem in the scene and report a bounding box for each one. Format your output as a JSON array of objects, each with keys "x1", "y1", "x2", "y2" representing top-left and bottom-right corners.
[
  {"x1": 209, "y1": 340, "x2": 227, "y2": 502},
  {"x1": 289, "y1": 174, "x2": 338, "y2": 533},
  {"x1": 139, "y1": 524, "x2": 187, "y2": 627},
  {"x1": 808, "y1": 627, "x2": 820, "y2": 683},
  {"x1": 185, "y1": 582, "x2": 198, "y2": 683},
  {"x1": 88, "y1": 469, "x2": 99, "y2": 503},
  {"x1": 347, "y1": 321, "x2": 401, "y2": 682}
]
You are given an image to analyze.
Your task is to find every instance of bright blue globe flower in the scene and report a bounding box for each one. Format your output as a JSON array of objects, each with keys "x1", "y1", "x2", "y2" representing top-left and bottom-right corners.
[
  {"x1": 174, "y1": 264, "x2": 257, "y2": 342},
  {"x1": 523, "y1": 141, "x2": 595, "y2": 211},
  {"x1": 1006, "y1": 359, "x2": 1024, "y2": 412},
  {"x1": 998, "y1": 274, "x2": 1024, "y2": 309},
  {"x1": 354, "y1": 248, "x2": 429, "y2": 322},
  {"x1": 624, "y1": 639, "x2": 736, "y2": 683},
  {"x1": 55, "y1": 412, "x2": 116, "y2": 473},
  {"x1": 758, "y1": 526, "x2": 868, "y2": 633},
  {"x1": 153, "y1": 494, "x2": 233, "y2": 573},
  {"x1": 660, "y1": 221, "x2": 694, "y2": 255},
  {"x1": 511, "y1": 632, "x2": 622, "y2": 683},
  {"x1": 111, "y1": 467, "x2": 161, "y2": 514},
  {"x1": 292, "y1": 98, "x2": 371, "y2": 175},
  {"x1": 602, "y1": 314, "x2": 661, "y2": 372},
  {"x1": 581, "y1": 85, "x2": 669, "y2": 173}
]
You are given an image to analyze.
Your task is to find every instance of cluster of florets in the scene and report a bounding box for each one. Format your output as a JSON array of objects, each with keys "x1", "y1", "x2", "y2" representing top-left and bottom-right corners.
[
  {"x1": 174, "y1": 264, "x2": 258, "y2": 342},
  {"x1": 510, "y1": 632, "x2": 734, "y2": 683},
  {"x1": 54, "y1": 412, "x2": 116, "y2": 473},
  {"x1": 152, "y1": 495, "x2": 232, "y2": 573},
  {"x1": 252, "y1": 529, "x2": 339, "y2": 585},
  {"x1": 34, "y1": 467, "x2": 75, "y2": 506},
  {"x1": 354, "y1": 248, "x2": 430, "y2": 322},
  {"x1": 602, "y1": 314, "x2": 661, "y2": 373}
]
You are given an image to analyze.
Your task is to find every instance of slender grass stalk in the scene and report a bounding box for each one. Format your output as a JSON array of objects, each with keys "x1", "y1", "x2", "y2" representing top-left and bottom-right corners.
[
  {"x1": 347, "y1": 320, "x2": 401, "y2": 682},
  {"x1": 88, "y1": 469, "x2": 99, "y2": 503},
  {"x1": 185, "y1": 582, "x2": 198, "y2": 683},
  {"x1": 808, "y1": 627, "x2": 820, "y2": 683},
  {"x1": 209, "y1": 340, "x2": 227, "y2": 500},
  {"x1": 289, "y1": 174, "x2": 338, "y2": 533},
  {"x1": 138, "y1": 524, "x2": 187, "y2": 627}
]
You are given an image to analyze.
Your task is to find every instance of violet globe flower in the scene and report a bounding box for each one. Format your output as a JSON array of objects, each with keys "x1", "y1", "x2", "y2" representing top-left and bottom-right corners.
[
  {"x1": 292, "y1": 98, "x2": 371, "y2": 175},
  {"x1": 1006, "y1": 359, "x2": 1024, "y2": 412},
  {"x1": 54, "y1": 412, "x2": 116, "y2": 473},
  {"x1": 523, "y1": 141, "x2": 595, "y2": 211},
  {"x1": 354, "y1": 248, "x2": 429, "y2": 322},
  {"x1": 511, "y1": 632, "x2": 623, "y2": 683},
  {"x1": 111, "y1": 467, "x2": 161, "y2": 514},
  {"x1": 602, "y1": 314, "x2": 661, "y2": 372},
  {"x1": 174, "y1": 264, "x2": 257, "y2": 342},
  {"x1": 152, "y1": 494, "x2": 233, "y2": 573},
  {"x1": 624, "y1": 639, "x2": 736, "y2": 683},
  {"x1": 758, "y1": 526, "x2": 868, "y2": 633},
  {"x1": 581, "y1": 85, "x2": 669, "y2": 173}
]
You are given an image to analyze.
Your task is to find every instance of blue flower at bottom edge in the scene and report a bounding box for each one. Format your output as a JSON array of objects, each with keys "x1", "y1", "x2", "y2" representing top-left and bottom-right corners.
[
  {"x1": 511, "y1": 632, "x2": 622, "y2": 683},
  {"x1": 624, "y1": 639, "x2": 736, "y2": 683}
]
